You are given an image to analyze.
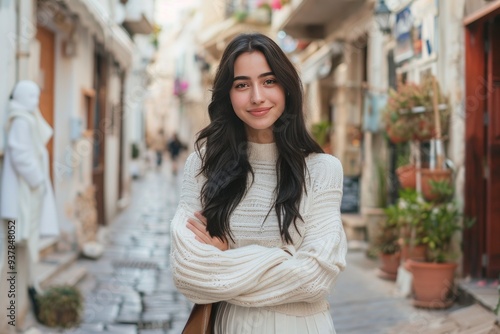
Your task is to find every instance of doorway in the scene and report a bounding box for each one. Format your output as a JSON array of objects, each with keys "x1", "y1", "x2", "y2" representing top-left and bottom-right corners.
[
  {"x1": 464, "y1": 14, "x2": 500, "y2": 278},
  {"x1": 92, "y1": 45, "x2": 108, "y2": 225},
  {"x1": 36, "y1": 26, "x2": 55, "y2": 182}
]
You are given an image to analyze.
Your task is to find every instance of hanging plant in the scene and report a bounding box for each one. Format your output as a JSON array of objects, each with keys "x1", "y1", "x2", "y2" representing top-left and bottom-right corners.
[{"x1": 382, "y1": 76, "x2": 450, "y2": 143}]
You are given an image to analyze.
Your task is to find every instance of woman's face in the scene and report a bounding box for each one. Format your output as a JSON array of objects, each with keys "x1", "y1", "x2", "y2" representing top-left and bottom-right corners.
[{"x1": 230, "y1": 51, "x2": 285, "y2": 143}]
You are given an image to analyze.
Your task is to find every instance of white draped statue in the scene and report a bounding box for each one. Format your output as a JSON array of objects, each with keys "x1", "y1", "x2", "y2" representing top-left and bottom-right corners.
[{"x1": 0, "y1": 79, "x2": 59, "y2": 270}]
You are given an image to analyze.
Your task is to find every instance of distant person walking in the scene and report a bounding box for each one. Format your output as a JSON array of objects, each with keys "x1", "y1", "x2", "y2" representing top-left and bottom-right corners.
[
  {"x1": 167, "y1": 133, "x2": 186, "y2": 175},
  {"x1": 151, "y1": 129, "x2": 165, "y2": 170}
]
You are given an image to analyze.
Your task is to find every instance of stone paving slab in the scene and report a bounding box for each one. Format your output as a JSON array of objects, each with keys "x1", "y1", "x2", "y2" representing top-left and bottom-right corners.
[{"x1": 106, "y1": 324, "x2": 138, "y2": 334}]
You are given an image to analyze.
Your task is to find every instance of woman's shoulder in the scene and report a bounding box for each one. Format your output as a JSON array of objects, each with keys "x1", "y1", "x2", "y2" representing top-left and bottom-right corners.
[
  {"x1": 184, "y1": 150, "x2": 203, "y2": 175},
  {"x1": 306, "y1": 153, "x2": 342, "y2": 171},
  {"x1": 305, "y1": 153, "x2": 343, "y2": 190}
]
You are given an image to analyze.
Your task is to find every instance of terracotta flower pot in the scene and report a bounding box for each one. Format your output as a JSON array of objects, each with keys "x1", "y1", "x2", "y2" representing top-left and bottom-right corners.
[
  {"x1": 406, "y1": 260, "x2": 457, "y2": 308},
  {"x1": 396, "y1": 164, "x2": 416, "y2": 189},
  {"x1": 400, "y1": 243, "x2": 427, "y2": 262},
  {"x1": 387, "y1": 127, "x2": 408, "y2": 144},
  {"x1": 413, "y1": 119, "x2": 435, "y2": 142},
  {"x1": 421, "y1": 168, "x2": 453, "y2": 202},
  {"x1": 322, "y1": 142, "x2": 332, "y2": 155},
  {"x1": 378, "y1": 252, "x2": 401, "y2": 281},
  {"x1": 362, "y1": 207, "x2": 387, "y2": 249}
]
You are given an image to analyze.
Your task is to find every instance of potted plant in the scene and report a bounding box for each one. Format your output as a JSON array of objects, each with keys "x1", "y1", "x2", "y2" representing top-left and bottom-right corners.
[
  {"x1": 247, "y1": 1, "x2": 272, "y2": 24},
  {"x1": 365, "y1": 160, "x2": 389, "y2": 255},
  {"x1": 36, "y1": 285, "x2": 83, "y2": 328},
  {"x1": 376, "y1": 215, "x2": 401, "y2": 281},
  {"x1": 406, "y1": 183, "x2": 475, "y2": 308},
  {"x1": 421, "y1": 169, "x2": 453, "y2": 202},
  {"x1": 422, "y1": 179, "x2": 453, "y2": 203},
  {"x1": 395, "y1": 143, "x2": 416, "y2": 190},
  {"x1": 495, "y1": 277, "x2": 499, "y2": 316},
  {"x1": 382, "y1": 76, "x2": 449, "y2": 144},
  {"x1": 311, "y1": 120, "x2": 331, "y2": 153},
  {"x1": 383, "y1": 112, "x2": 413, "y2": 144},
  {"x1": 130, "y1": 142, "x2": 143, "y2": 179},
  {"x1": 385, "y1": 189, "x2": 427, "y2": 262}
]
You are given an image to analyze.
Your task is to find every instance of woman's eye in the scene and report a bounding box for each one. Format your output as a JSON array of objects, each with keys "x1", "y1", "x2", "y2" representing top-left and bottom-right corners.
[
  {"x1": 264, "y1": 79, "x2": 277, "y2": 85},
  {"x1": 235, "y1": 83, "x2": 248, "y2": 89}
]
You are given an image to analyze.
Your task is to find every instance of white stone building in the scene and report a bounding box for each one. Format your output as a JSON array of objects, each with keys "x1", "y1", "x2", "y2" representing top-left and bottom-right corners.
[{"x1": 0, "y1": 0, "x2": 154, "y2": 329}]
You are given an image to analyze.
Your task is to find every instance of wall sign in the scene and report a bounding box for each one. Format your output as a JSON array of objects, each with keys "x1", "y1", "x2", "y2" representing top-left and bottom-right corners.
[
  {"x1": 341, "y1": 176, "x2": 360, "y2": 213},
  {"x1": 394, "y1": 6, "x2": 414, "y2": 63}
]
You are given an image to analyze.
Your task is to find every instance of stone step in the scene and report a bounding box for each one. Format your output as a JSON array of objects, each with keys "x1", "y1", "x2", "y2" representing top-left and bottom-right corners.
[
  {"x1": 43, "y1": 262, "x2": 87, "y2": 288},
  {"x1": 459, "y1": 279, "x2": 500, "y2": 316},
  {"x1": 35, "y1": 251, "x2": 79, "y2": 288},
  {"x1": 38, "y1": 236, "x2": 59, "y2": 259},
  {"x1": 342, "y1": 213, "x2": 367, "y2": 242}
]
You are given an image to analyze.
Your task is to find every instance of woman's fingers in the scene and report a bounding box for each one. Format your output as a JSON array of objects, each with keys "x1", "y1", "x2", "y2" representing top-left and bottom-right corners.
[
  {"x1": 194, "y1": 211, "x2": 207, "y2": 225},
  {"x1": 187, "y1": 212, "x2": 229, "y2": 251},
  {"x1": 212, "y1": 237, "x2": 229, "y2": 251},
  {"x1": 187, "y1": 219, "x2": 210, "y2": 244}
]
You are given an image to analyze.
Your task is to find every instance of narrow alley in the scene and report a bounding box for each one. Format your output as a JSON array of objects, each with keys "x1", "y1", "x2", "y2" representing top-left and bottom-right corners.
[{"x1": 23, "y1": 160, "x2": 498, "y2": 334}]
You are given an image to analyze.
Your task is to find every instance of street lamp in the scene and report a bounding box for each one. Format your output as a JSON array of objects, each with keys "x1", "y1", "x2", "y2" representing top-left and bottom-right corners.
[{"x1": 374, "y1": 0, "x2": 392, "y2": 35}]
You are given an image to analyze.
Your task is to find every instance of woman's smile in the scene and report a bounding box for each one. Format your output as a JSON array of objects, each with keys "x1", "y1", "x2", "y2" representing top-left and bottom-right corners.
[{"x1": 248, "y1": 106, "x2": 272, "y2": 117}]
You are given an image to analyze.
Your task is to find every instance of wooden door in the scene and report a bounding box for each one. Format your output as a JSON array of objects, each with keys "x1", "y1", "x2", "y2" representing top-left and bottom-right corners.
[
  {"x1": 36, "y1": 26, "x2": 55, "y2": 182},
  {"x1": 464, "y1": 22, "x2": 486, "y2": 278},
  {"x1": 465, "y1": 16, "x2": 500, "y2": 278},
  {"x1": 485, "y1": 17, "x2": 500, "y2": 277}
]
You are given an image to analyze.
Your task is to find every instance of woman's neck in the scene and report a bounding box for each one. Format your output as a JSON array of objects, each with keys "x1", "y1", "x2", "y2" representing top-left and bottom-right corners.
[
  {"x1": 246, "y1": 130, "x2": 274, "y2": 144},
  {"x1": 247, "y1": 141, "x2": 278, "y2": 162}
]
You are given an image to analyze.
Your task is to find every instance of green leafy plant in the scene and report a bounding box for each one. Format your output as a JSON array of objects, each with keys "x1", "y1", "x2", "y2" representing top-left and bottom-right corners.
[
  {"x1": 311, "y1": 121, "x2": 331, "y2": 147},
  {"x1": 257, "y1": 2, "x2": 272, "y2": 11},
  {"x1": 150, "y1": 23, "x2": 162, "y2": 49},
  {"x1": 131, "y1": 142, "x2": 140, "y2": 160},
  {"x1": 420, "y1": 200, "x2": 475, "y2": 263},
  {"x1": 375, "y1": 160, "x2": 388, "y2": 208},
  {"x1": 233, "y1": 10, "x2": 248, "y2": 22},
  {"x1": 376, "y1": 217, "x2": 400, "y2": 255},
  {"x1": 395, "y1": 143, "x2": 411, "y2": 169},
  {"x1": 384, "y1": 189, "x2": 427, "y2": 247},
  {"x1": 37, "y1": 285, "x2": 83, "y2": 328},
  {"x1": 428, "y1": 179, "x2": 454, "y2": 203}
]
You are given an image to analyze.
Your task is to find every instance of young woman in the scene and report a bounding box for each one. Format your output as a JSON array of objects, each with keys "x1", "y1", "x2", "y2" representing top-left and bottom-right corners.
[{"x1": 170, "y1": 33, "x2": 347, "y2": 334}]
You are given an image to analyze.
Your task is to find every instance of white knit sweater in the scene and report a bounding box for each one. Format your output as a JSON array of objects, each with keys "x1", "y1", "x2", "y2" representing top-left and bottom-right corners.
[{"x1": 170, "y1": 142, "x2": 347, "y2": 316}]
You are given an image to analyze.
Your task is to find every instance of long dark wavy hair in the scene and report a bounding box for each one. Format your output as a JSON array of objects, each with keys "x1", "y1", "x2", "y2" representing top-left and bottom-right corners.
[{"x1": 195, "y1": 33, "x2": 323, "y2": 244}]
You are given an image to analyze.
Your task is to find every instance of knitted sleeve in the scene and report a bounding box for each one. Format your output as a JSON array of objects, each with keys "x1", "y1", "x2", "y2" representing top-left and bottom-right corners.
[
  {"x1": 227, "y1": 155, "x2": 347, "y2": 307},
  {"x1": 170, "y1": 152, "x2": 292, "y2": 304},
  {"x1": 170, "y1": 153, "x2": 347, "y2": 306}
]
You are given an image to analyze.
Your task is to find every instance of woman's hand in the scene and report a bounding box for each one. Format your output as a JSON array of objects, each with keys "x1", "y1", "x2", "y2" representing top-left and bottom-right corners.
[{"x1": 187, "y1": 212, "x2": 228, "y2": 251}]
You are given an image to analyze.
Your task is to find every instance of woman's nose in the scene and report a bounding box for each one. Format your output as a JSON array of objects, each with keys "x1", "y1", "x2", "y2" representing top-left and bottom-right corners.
[{"x1": 250, "y1": 87, "x2": 264, "y2": 104}]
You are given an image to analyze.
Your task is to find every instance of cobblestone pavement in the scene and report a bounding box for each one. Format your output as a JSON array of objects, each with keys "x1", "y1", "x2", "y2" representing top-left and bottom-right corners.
[
  {"x1": 27, "y1": 162, "x2": 497, "y2": 333},
  {"x1": 329, "y1": 252, "x2": 453, "y2": 333},
  {"x1": 71, "y1": 168, "x2": 191, "y2": 334}
]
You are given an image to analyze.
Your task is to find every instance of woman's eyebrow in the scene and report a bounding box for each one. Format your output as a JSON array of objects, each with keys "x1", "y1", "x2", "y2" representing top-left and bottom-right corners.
[{"x1": 233, "y1": 72, "x2": 274, "y2": 81}]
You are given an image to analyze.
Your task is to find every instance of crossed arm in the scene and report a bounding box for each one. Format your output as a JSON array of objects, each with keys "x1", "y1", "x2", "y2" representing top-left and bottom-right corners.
[{"x1": 170, "y1": 153, "x2": 347, "y2": 307}]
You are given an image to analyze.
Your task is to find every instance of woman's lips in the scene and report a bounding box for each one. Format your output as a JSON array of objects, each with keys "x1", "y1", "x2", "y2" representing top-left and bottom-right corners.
[{"x1": 248, "y1": 107, "x2": 271, "y2": 116}]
